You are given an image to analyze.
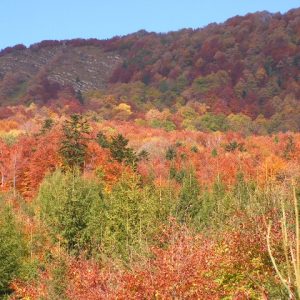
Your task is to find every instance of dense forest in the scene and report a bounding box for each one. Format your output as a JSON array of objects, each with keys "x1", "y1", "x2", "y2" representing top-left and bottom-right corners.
[
  {"x1": 0, "y1": 7, "x2": 300, "y2": 299},
  {"x1": 0, "y1": 8, "x2": 300, "y2": 132},
  {"x1": 1, "y1": 113, "x2": 300, "y2": 298}
]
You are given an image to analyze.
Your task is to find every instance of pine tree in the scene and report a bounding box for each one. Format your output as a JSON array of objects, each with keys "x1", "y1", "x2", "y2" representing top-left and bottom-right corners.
[
  {"x1": 38, "y1": 169, "x2": 103, "y2": 255},
  {"x1": 75, "y1": 90, "x2": 84, "y2": 105},
  {"x1": 59, "y1": 114, "x2": 90, "y2": 171},
  {"x1": 165, "y1": 146, "x2": 177, "y2": 161},
  {"x1": 96, "y1": 132, "x2": 139, "y2": 167},
  {"x1": 100, "y1": 173, "x2": 163, "y2": 262},
  {"x1": 109, "y1": 134, "x2": 137, "y2": 165},
  {"x1": 40, "y1": 118, "x2": 54, "y2": 135},
  {"x1": 0, "y1": 206, "x2": 26, "y2": 296}
]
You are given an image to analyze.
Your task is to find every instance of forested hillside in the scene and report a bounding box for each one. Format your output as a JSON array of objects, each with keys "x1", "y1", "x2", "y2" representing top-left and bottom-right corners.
[{"x1": 0, "y1": 8, "x2": 300, "y2": 132}]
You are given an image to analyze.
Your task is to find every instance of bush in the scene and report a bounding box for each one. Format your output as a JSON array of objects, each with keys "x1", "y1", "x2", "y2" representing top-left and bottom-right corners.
[
  {"x1": 0, "y1": 206, "x2": 26, "y2": 296},
  {"x1": 37, "y1": 169, "x2": 103, "y2": 255},
  {"x1": 99, "y1": 173, "x2": 169, "y2": 262}
]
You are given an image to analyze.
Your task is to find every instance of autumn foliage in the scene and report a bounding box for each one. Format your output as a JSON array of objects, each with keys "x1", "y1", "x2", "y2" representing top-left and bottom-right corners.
[{"x1": 0, "y1": 7, "x2": 300, "y2": 300}]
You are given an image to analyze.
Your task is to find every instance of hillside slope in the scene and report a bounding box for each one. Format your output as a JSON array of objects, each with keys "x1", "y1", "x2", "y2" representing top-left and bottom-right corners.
[{"x1": 0, "y1": 8, "x2": 299, "y2": 118}]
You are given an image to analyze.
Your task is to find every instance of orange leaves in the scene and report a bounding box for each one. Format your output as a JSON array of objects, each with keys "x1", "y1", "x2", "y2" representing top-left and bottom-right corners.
[
  {"x1": 65, "y1": 260, "x2": 121, "y2": 300},
  {"x1": 18, "y1": 130, "x2": 61, "y2": 198},
  {"x1": 116, "y1": 228, "x2": 222, "y2": 299},
  {"x1": 85, "y1": 141, "x2": 123, "y2": 184},
  {"x1": 2, "y1": 117, "x2": 300, "y2": 197},
  {"x1": 259, "y1": 154, "x2": 286, "y2": 184}
]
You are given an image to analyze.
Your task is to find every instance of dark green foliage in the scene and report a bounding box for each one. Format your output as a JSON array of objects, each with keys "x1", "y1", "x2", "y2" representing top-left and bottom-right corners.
[
  {"x1": 211, "y1": 148, "x2": 218, "y2": 157},
  {"x1": 40, "y1": 118, "x2": 54, "y2": 134},
  {"x1": 224, "y1": 141, "x2": 246, "y2": 152},
  {"x1": 59, "y1": 114, "x2": 90, "y2": 170},
  {"x1": 138, "y1": 149, "x2": 149, "y2": 161},
  {"x1": 264, "y1": 56, "x2": 274, "y2": 76},
  {"x1": 96, "y1": 132, "x2": 139, "y2": 167},
  {"x1": 75, "y1": 90, "x2": 84, "y2": 105},
  {"x1": 170, "y1": 166, "x2": 186, "y2": 183},
  {"x1": 224, "y1": 141, "x2": 239, "y2": 152},
  {"x1": 190, "y1": 146, "x2": 198, "y2": 153},
  {"x1": 109, "y1": 134, "x2": 137, "y2": 165},
  {"x1": 165, "y1": 146, "x2": 177, "y2": 161},
  {"x1": 0, "y1": 206, "x2": 26, "y2": 296},
  {"x1": 96, "y1": 131, "x2": 110, "y2": 148}
]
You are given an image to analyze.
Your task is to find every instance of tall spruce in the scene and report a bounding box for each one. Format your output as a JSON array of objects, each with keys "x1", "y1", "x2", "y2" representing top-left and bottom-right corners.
[{"x1": 59, "y1": 114, "x2": 89, "y2": 171}]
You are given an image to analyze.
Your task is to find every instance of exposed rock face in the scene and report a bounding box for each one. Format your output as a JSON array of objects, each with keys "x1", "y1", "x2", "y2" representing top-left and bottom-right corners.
[{"x1": 0, "y1": 44, "x2": 122, "y2": 96}]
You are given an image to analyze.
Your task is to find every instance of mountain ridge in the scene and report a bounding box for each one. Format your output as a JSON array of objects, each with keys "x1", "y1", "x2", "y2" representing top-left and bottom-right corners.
[{"x1": 0, "y1": 7, "x2": 299, "y2": 121}]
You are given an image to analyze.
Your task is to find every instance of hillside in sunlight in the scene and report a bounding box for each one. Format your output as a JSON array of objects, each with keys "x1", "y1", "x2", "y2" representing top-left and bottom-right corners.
[{"x1": 0, "y1": 8, "x2": 299, "y2": 122}]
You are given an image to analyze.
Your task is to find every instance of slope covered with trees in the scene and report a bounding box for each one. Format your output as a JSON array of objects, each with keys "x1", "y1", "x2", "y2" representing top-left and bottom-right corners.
[
  {"x1": 0, "y1": 8, "x2": 299, "y2": 132},
  {"x1": 0, "y1": 112, "x2": 298, "y2": 298}
]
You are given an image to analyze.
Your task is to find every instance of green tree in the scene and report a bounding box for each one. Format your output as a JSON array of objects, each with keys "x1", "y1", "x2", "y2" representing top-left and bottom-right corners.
[
  {"x1": 96, "y1": 131, "x2": 110, "y2": 148},
  {"x1": 176, "y1": 169, "x2": 201, "y2": 225},
  {"x1": 196, "y1": 113, "x2": 229, "y2": 132},
  {"x1": 40, "y1": 118, "x2": 54, "y2": 135},
  {"x1": 100, "y1": 173, "x2": 166, "y2": 262},
  {"x1": 37, "y1": 169, "x2": 102, "y2": 255},
  {"x1": 165, "y1": 146, "x2": 177, "y2": 161},
  {"x1": 59, "y1": 114, "x2": 90, "y2": 170},
  {"x1": 109, "y1": 134, "x2": 138, "y2": 167},
  {"x1": 0, "y1": 206, "x2": 26, "y2": 296},
  {"x1": 75, "y1": 89, "x2": 84, "y2": 105}
]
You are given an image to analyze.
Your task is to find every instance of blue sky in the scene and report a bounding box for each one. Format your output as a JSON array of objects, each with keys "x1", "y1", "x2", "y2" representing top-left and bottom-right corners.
[{"x1": 0, "y1": 0, "x2": 299, "y2": 49}]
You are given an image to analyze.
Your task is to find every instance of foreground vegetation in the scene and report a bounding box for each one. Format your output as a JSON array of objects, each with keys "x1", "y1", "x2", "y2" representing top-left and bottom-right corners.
[{"x1": 0, "y1": 113, "x2": 299, "y2": 299}]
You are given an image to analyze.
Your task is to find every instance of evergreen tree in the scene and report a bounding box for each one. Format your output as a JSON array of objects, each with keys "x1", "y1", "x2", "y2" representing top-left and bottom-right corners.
[
  {"x1": 40, "y1": 118, "x2": 54, "y2": 135},
  {"x1": 100, "y1": 173, "x2": 163, "y2": 262},
  {"x1": 109, "y1": 134, "x2": 137, "y2": 165},
  {"x1": 96, "y1": 131, "x2": 110, "y2": 148},
  {"x1": 0, "y1": 206, "x2": 26, "y2": 296},
  {"x1": 59, "y1": 114, "x2": 89, "y2": 170},
  {"x1": 176, "y1": 169, "x2": 201, "y2": 224},
  {"x1": 96, "y1": 132, "x2": 139, "y2": 167},
  {"x1": 37, "y1": 169, "x2": 102, "y2": 255},
  {"x1": 165, "y1": 146, "x2": 177, "y2": 161}
]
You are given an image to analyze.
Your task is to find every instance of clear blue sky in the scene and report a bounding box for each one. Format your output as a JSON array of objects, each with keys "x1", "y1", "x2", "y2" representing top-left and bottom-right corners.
[{"x1": 0, "y1": 0, "x2": 299, "y2": 49}]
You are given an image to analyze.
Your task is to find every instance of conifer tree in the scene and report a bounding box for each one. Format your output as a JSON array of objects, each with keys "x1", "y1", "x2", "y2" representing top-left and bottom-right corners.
[
  {"x1": 59, "y1": 114, "x2": 89, "y2": 170},
  {"x1": 176, "y1": 169, "x2": 201, "y2": 224},
  {"x1": 0, "y1": 206, "x2": 26, "y2": 295},
  {"x1": 37, "y1": 169, "x2": 102, "y2": 255}
]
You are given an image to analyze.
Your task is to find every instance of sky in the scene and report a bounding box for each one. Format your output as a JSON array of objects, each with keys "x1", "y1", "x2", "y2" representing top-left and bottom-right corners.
[{"x1": 0, "y1": 0, "x2": 299, "y2": 50}]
